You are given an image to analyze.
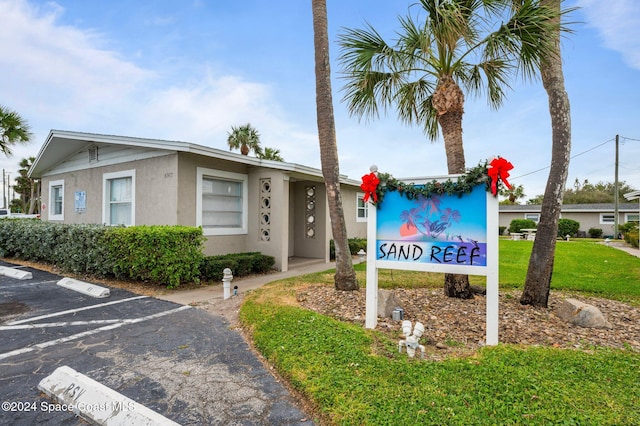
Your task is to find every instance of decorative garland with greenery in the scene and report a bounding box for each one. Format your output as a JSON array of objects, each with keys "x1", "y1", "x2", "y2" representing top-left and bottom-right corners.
[{"x1": 361, "y1": 158, "x2": 513, "y2": 207}]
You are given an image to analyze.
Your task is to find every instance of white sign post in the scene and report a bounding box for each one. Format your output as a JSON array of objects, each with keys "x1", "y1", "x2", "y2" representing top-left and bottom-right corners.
[{"x1": 365, "y1": 181, "x2": 500, "y2": 346}]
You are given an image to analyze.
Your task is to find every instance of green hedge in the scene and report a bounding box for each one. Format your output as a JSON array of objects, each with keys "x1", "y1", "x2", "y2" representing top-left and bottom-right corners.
[
  {"x1": 330, "y1": 238, "x2": 367, "y2": 260},
  {"x1": 588, "y1": 227, "x2": 604, "y2": 238},
  {"x1": 558, "y1": 218, "x2": 580, "y2": 238},
  {"x1": 508, "y1": 219, "x2": 536, "y2": 234},
  {"x1": 624, "y1": 231, "x2": 639, "y2": 248},
  {"x1": 106, "y1": 225, "x2": 204, "y2": 288},
  {"x1": 0, "y1": 220, "x2": 204, "y2": 288},
  {"x1": 199, "y1": 252, "x2": 275, "y2": 281}
]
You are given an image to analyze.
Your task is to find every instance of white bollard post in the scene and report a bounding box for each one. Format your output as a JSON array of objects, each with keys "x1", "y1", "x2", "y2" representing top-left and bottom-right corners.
[{"x1": 222, "y1": 268, "x2": 233, "y2": 300}]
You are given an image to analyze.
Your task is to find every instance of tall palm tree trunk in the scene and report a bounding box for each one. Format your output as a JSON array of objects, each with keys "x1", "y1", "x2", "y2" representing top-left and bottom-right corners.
[
  {"x1": 520, "y1": 0, "x2": 571, "y2": 307},
  {"x1": 433, "y1": 76, "x2": 473, "y2": 299},
  {"x1": 312, "y1": 0, "x2": 358, "y2": 291}
]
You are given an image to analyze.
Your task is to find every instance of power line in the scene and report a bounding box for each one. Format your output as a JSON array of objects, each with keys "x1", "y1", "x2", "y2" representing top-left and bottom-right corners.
[{"x1": 511, "y1": 137, "x2": 614, "y2": 180}]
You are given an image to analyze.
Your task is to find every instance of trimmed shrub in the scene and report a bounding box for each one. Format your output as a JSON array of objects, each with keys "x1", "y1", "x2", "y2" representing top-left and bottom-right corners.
[
  {"x1": 200, "y1": 257, "x2": 238, "y2": 281},
  {"x1": 622, "y1": 222, "x2": 639, "y2": 248},
  {"x1": 199, "y1": 252, "x2": 275, "y2": 281},
  {"x1": 330, "y1": 238, "x2": 368, "y2": 260},
  {"x1": 558, "y1": 219, "x2": 580, "y2": 238},
  {"x1": 508, "y1": 219, "x2": 537, "y2": 234},
  {"x1": 106, "y1": 225, "x2": 204, "y2": 288},
  {"x1": 588, "y1": 227, "x2": 603, "y2": 238},
  {"x1": 253, "y1": 254, "x2": 276, "y2": 273},
  {"x1": 499, "y1": 226, "x2": 507, "y2": 236}
]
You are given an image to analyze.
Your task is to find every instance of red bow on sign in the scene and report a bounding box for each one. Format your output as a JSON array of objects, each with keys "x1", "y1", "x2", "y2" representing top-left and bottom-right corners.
[
  {"x1": 488, "y1": 157, "x2": 513, "y2": 196},
  {"x1": 360, "y1": 172, "x2": 380, "y2": 203}
]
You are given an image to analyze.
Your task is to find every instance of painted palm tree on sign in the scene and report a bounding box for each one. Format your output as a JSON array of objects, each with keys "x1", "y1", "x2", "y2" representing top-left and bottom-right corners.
[
  {"x1": 0, "y1": 105, "x2": 31, "y2": 156},
  {"x1": 338, "y1": 0, "x2": 567, "y2": 298},
  {"x1": 227, "y1": 123, "x2": 262, "y2": 156}
]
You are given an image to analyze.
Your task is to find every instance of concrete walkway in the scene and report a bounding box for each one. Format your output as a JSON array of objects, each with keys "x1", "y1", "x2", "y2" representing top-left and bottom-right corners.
[
  {"x1": 605, "y1": 241, "x2": 640, "y2": 258},
  {"x1": 157, "y1": 259, "x2": 338, "y2": 306}
]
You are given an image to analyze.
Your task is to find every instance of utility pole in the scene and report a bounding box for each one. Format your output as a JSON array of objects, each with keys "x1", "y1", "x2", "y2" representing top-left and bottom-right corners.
[{"x1": 614, "y1": 134, "x2": 619, "y2": 239}]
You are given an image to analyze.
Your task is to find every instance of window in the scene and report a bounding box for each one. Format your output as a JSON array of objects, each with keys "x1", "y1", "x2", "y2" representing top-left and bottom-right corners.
[
  {"x1": 103, "y1": 170, "x2": 135, "y2": 226},
  {"x1": 196, "y1": 168, "x2": 248, "y2": 235},
  {"x1": 356, "y1": 193, "x2": 368, "y2": 222},
  {"x1": 600, "y1": 213, "x2": 615, "y2": 224},
  {"x1": 49, "y1": 179, "x2": 64, "y2": 220},
  {"x1": 625, "y1": 213, "x2": 639, "y2": 223},
  {"x1": 525, "y1": 213, "x2": 540, "y2": 223}
]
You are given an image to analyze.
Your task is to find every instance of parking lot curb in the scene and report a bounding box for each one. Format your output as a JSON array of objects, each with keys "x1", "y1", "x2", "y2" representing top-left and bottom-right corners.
[
  {"x1": 0, "y1": 265, "x2": 32, "y2": 280},
  {"x1": 57, "y1": 277, "x2": 110, "y2": 298},
  {"x1": 38, "y1": 365, "x2": 180, "y2": 426}
]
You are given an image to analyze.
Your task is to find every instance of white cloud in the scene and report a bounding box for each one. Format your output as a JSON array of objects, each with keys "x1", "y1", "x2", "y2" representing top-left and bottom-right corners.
[
  {"x1": 576, "y1": 0, "x2": 640, "y2": 70},
  {"x1": 0, "y1": 0, "x2": 320, "y2": 184}
]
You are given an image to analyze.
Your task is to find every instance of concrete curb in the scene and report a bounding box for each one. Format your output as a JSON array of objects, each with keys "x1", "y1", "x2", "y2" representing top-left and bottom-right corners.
[
  {"x1": 0, "y1": 266, "x2": 32, "y2": 280},
  {"x1": 57, "y1": 277, "x2": 110, "y2": 298},
  {"x1": 38, "y1": 366, "x2": 180, "y2": 425}
]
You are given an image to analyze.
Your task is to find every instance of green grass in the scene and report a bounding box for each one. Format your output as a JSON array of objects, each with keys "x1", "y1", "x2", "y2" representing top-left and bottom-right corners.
[
  {"x1": 348, "y1": 239, "x2": 640, "y2": 304},
  {"x1": 240, "y1": 240, "x2": 640, "y2": 425}
]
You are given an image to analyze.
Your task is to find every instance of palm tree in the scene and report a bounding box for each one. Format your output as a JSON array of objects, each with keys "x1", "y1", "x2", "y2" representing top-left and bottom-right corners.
[
  {"x1": 14, "y1": 157, "x2": 40, "y2": 214},
  {"x1": 227, "y1": 123, "x2": 262, "y2": 156},
  {"x1": 521, "y1": 0, "x2": 572, "y2": 308},
  {"x1": 338, "y1": 0, "x2": 564, "y2": 298},
  {"x1": 312, "y1": 0, "x2": 358, "y2": 291},
  {"x1": 0, "y1": 105, "x2": 31, "y2": 156},
  {"x1": 257, "y1": 147, "x2": 284, "y2": 162},
  {"x1": 499, "y1": 184, "x2": 526, "y2": 204}
]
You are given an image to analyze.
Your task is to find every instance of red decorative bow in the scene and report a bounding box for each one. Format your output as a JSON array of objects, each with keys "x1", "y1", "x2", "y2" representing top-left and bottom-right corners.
[
  {"x1": 360, "y1": 172, "x2": 380, "y2": 203},
  {"x1": 488, "y1": 157, "x2": 513, "y2": 196}
]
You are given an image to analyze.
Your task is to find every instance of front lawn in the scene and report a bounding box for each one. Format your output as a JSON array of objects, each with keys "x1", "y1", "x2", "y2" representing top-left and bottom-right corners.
[{"x1": 240, "y1": 240, "x2": 640, "y2": 425}]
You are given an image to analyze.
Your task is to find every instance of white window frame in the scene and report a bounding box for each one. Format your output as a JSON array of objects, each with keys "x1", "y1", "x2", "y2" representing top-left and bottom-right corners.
[
  {"x1": 196, "y1": 167, "x2": 248, "y2": 236},
  {"x1": 625, "y1": 213, "x2": 639, "y2": 223},
  {"x1": 102, "y1": 170, "x2": 136, "y2": 226},
  {"x1": 49, "y1": 179, "x2": 64, "y2": 221},
  {"x1": 600, "y1": 213, "x2": 615, "y2": 224},
  {"x1": 356, "y1": 193, "x2": 368, "y2": 222},
  {"x1": 524, "y1": 213, "x2": 540, "y2": 223}
]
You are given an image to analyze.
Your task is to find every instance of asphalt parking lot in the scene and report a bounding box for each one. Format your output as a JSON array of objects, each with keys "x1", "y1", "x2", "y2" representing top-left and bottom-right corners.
[{"x1": 0, "y1": 260, "x2": 313, "y2": 425}]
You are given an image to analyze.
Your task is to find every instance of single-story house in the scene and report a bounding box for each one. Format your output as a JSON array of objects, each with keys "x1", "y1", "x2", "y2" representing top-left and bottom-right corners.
[
  {"x1": 29, "y1": 130, "x2": 368, "y2": 271},
  {"x1": 499, "y1": 203, "x2": 639, "y2": 237}
]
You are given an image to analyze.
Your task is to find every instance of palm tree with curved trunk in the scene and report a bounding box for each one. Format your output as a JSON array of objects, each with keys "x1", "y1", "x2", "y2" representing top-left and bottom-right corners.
[
  {"x1": 520, "y1": 0, "x2": 572, "y2": 308},
  {"x1": 227, "y1": 123, "x2": 262, "y2": 156},
  {"x1": 338, "y1": 0, "x2": 566, "y2": 298},
  {"x1": 312, "y1": 0, "x2": 358, "y2": 291},
  {"x1": 0, "y1": 105, "x2": 31, "y2": 156}
]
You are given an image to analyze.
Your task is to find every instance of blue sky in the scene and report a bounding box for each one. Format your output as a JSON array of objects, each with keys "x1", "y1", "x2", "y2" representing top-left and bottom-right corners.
[{"x1": 1, "y1": 0, "x2": 639, "y2": 201}]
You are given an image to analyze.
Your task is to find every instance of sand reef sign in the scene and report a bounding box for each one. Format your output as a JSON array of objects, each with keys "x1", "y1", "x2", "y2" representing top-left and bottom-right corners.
[{"x1": 364, "y1": 178, "x2": 500, "y2": 345}]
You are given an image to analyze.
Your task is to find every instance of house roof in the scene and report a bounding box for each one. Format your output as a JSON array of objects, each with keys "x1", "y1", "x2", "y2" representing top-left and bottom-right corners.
[
  {"x1": 29, "y1": 130, "x2": 361, "y2": 186},
  {"x1": 499, "y1": 203, "x2": 639, "y2": 212}
]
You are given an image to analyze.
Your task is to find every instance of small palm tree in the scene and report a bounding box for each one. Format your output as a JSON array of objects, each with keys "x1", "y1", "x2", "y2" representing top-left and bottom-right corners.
[
  {"x1": 0, "y1": 105, "x2": 31, "y2": 156},
  {"x1": 257, "y1": 147, "x2": 284, "y2": 162},
  {"x1": 227, "y1": 123, "x2": 261, "y2": 156}
]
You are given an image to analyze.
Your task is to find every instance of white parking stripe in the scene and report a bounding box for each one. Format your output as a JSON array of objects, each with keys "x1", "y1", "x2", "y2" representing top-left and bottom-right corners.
[
  {"x1": 0, "y1": 319, "x2": 122, "y2": 330},
  {"x1": 0, "y1": 305, "x2": 191, "y2": 361},
  {"x1": 7, "y1": 295, "x2": 149, "y2": 325}
]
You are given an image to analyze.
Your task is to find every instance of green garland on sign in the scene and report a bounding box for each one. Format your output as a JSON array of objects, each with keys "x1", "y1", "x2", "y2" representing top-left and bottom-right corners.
[{"x1": 371, "y1": 162, "x2": 494, "y2": 206}]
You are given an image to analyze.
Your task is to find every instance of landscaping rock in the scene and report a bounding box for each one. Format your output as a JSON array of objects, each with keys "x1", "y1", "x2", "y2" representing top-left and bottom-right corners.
[
  {"x1": 377, "y1": 289, "x2": 402, "y2": 318},
  {"x1": 556, "y1": 298, "x2": 613, "y2": 329}
]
